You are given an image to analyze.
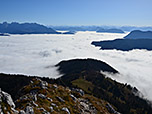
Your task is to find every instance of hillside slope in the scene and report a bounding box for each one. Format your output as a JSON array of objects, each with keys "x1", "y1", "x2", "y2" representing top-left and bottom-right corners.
[
  {"x1": 0, "y1": 78, "x2": 119, "y2": 114},
  {"x1": 0, "y1": 58, "x2": 152, "y2": 114},
  {"x1": 56, "y1": 58, "x2": 152, "y2": 114}
]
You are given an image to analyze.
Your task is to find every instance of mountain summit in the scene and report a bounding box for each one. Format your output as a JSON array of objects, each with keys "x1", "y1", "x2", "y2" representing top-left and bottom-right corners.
[{"x1": 124, "y1": 30, "x2": 152, "y2": 39}]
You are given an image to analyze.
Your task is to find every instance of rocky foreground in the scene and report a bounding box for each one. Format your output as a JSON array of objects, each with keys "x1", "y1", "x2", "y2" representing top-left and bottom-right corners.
[{"x1": 0, "y1": 78, "x2": 120, "y2": 114}]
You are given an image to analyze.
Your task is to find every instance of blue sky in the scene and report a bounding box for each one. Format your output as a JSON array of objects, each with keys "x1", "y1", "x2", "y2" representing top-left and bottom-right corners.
[{"x1": 0, "y1": 0, "x2": 152, "y2": 26}]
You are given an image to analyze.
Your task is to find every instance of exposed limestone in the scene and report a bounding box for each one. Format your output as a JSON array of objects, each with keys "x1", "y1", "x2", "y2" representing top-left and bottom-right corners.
[
  {"x1": 53, "y1": 84, "x2": 58, "y2": 89},
  {"x1": 11, "y1": 108, "x2": 19, "y2": 114},
  {"x1": 56, "y1": 96, "x2": 65, "y2": 102},
  {"x1": 39, "y1": 80, "x2": 48, "y2": 89},
  {"x1": 49, "y1": 106, "x2": 54, "y2": 112},
  {"x1": 51, "y1": 103, "x2": 58, "y2": 108},
  {"x1": 0, "y1": 78, "x2": 117, "y2": 113},
  {"x1": 78, "y1": 98, "x2": 97, "y2": 114},
  {"x1": 32, "y1": 101, "x2": 38, "y2": 107},
  {"x1": 38, "y1": 107, "x2": 50, "y2": 114},
  {"x1": 106, "y1": 103, "x2": 121, "y2": 114},
  {"x1": 38, "y1": 94, "x2": 46, "y2": 99},
  {"x1": 33, "y1": 94, "x2": 37, "y2": 101},
  {"x1": 25, "y1": 106, "x2": 34, "y2": 114},
  {"x1": 70, "y1": 94, "x2": 77, "y2": 102},
  {"x1": 72, "y1": 88, "x2": 84, "y2": 96},
  {"x1": 19, "y1": 110, "x2": 26, "y2": 114},
  {"x1": 62, "y1": 107, "x2": 70, "y2": 114},
  {"x1": 1, "y1": 91, "x2": 15, "y2": 108},
  {"x1": 47, "y1": 97, "x2": 53, "y2": 102},
  {"x1": 0, "y1": 88, "x2": 18, "y2": 114}
]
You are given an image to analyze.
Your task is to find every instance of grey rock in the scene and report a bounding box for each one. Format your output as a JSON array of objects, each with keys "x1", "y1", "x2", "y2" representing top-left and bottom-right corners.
[
  {"x1": 40, "y1": 80, "x2": 48, "y2": 89},
  {"x1": 51, "y1": 103, "x2": 58, "y2": 108},
  {"x1": 30, "y1": 81, "x2": 33, "y2": 84},
  {"x1": 70, "y1": 94, "x2": 77, "y2": 102},
  {"x1": 25, "y1": 106, "x2": 34, "y2": 114},
  {"x1": 106, "y1": 103, "x2": 121, "y2": 114},
  {"x1": 44, "y1": 112, "x2": 50, "y2": 114},
  {"x1": 19, "y1": 110, "x2": 26, "y2": 114},
  {"x1": 72, "y1": 88, "x2": 84, "y2": 96},
  {"x1": 0, "y1": 88, "x2": 15, "y2": 108},
  {"x1": 19, "y1": 95, "x2": 28, "y2": 101},
  {"x1": 11, "y1": 108, "x2": 19, "y2": 114},
  {"x1": 33, "y1": 94, "x2": 37, "y2": 101},
  {"x1": 53, "y1": 85, "x2": 57, "y2": 89},
  {"x1": 0, "y1": 105, "x2": 3, "y2": 114},
  {"x1": 78, "y1": 98, "x2": 97, "y2": 114},
  {"x1": 49, "y1": 106, "x2": 53, "y2": 112},
  {"x1": 32, "y1": 101, "x2": 38, "y2": 107},
  {"x1": 38, "y1": 107, "x2": 46, "y2": 112},
  {"x1": 38, "y1": 108, "x2": 50, "y2": 114},
  {"x1": 47, "y1": 97, "x2": 53, "y2": 102},
  {"x1": 62, "y1": 107, "x2": 70, "y2": 114},
  {"x1": 56, "y1": 96, "x2": 65, "y2": 102},
  {"x1": 38, "y1": 94, "x2": 46, "y2": 99}
]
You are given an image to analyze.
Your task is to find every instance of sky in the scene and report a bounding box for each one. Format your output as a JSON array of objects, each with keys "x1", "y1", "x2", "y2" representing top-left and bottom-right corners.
[{"x1": 0, "y1": 0, "x2": 152, "y2": 26}]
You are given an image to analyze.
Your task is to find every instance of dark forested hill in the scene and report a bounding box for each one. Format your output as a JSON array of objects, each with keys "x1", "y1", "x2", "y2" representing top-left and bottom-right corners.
[
  {"x1": 56, "y1": 58, "x2": 152, "y2": 114},
  {"x1": 91, "y1": 30, "x2": 152, "y2": 51},
  {"x1": 124, "y1": 30, "x2": 152, "y2": 39},
  {"x1": 56, "y1": 58, "x2": 118, "y2": 74},
  {"x1": 92, "y1": 39, "x2": 152, "y2": 51}
]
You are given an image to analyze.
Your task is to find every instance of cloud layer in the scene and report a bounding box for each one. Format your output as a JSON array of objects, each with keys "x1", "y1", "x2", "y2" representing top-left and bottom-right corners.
[{"x1": 0, "y1": 32, "x2": 152, "y2": 101}]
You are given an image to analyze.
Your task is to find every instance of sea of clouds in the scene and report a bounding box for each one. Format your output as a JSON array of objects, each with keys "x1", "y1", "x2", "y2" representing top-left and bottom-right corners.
[{"x1": 0, "y1": 31, "x2": 152, "y2": 101}]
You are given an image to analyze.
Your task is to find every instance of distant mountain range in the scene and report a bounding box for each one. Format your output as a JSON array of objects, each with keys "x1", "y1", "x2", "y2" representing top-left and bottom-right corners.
[
  {"x1": 0, "y1": 22, "x2": 61, "y2": 34},
  {"x1": 51, "y1": 26, "x2": 99, "y2": 31},
  {"x1": 124, "y1": 30, "x2": 152, "y2": 39},
  {"x1": 96, "y1": 28, "x2": 124, "y2": 33},
  {"x1": 51, "y1": 26, "x2": 125, "y2": 33},
  {"x1": 120, "y1": 26, "x2": 152, "y2": 32},
  {"x1": 62, "y1": 31, "x2": 76, "y2": 34},
  {"x1": 51, "y1": 25, "x2": 152, "y2": 32},
  {"x1": 92, "y1": 30, "x2": 152, "y2": 51},
  {"x1": 0, "y1": 33, "x2": 10, "y2": 36},
  {"x1": 1, "y1": 22, "x2": 152, "y2": 34}
]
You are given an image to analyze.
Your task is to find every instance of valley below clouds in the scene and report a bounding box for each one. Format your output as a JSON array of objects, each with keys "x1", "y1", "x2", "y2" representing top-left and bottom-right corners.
[{"x1": 0, "y1": 31, "x2": 152, "y2": 101}]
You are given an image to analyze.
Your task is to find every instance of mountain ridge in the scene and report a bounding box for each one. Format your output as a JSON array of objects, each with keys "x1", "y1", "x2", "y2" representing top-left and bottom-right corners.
[
  {"x1": 96, "y1": 28, "x2": 124, "y2": 33},
  {"x1": 124, "y1": 30, "x2": 152, "y2": 39},
  {"x1": 0, "y1": 22, "x2": 61, "y2": 34},
  {"x1": 92, "y1": 39, "x2": 152, "y2": 51}
]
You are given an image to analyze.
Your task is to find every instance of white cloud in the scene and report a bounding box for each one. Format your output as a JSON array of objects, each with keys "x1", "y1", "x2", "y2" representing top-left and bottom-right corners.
[{"x1": 0, "y1": 32, "x2": 152, "y2": 101}]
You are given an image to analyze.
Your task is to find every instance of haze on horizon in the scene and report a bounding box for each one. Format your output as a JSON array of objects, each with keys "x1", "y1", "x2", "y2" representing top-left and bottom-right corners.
[{"x1": 0, "y1": 0, "x2": 152, "y2": 26}]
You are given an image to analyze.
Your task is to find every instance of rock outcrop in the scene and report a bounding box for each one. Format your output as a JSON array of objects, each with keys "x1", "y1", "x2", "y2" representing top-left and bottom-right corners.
[
  {"x1": 0, "y1": 88, "x2": 18, "y2": 114},
  {"x1": 1, "y1": 78, "x2": 115, "y2": 114}
]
